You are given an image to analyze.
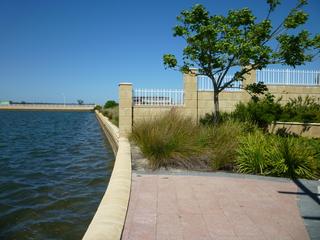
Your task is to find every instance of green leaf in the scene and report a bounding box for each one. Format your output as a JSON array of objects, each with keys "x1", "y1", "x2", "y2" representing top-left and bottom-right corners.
[
  {"x1": 284, "y1": 10, "x2": 308, "y2": 28},
  {"x1": 163, "y1": 54, "x2": 178, "y2": 69}
]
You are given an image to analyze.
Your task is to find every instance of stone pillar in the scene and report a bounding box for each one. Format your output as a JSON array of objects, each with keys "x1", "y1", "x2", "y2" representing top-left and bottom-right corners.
[
  {"x1": 242, "y1": 67, "x2": 257, "y2": 102},
  {"x1": 242, "y1": 67, "x2": 256, "y2": 87},
  {"x1": 183, "y1": 69, "x2": 198, "y2": 121},
  {"x1": 119, "y1": 83, "x2": 133, "y2": 137}
]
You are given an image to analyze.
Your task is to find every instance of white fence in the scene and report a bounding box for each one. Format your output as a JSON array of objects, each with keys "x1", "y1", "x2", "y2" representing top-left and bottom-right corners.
[
  {"x1": 197, "y1": 75, "x2": 242, "y2": 91},
  {"x1": 257, "y1": 69, "x2": 320, "y2": 86},
  {"x1": 133, "y1": 89, "x2": 184, "y2": 106}
]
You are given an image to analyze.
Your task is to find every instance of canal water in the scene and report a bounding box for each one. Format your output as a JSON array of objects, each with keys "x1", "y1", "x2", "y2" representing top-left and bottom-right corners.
[{"x1": 0, "y1": 111, "x2": 114, "y2": 239}]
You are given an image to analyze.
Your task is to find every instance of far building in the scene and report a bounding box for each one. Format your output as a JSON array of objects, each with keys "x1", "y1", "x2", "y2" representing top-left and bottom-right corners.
[{"x1": 0, "y1": 100, "x2": 11, "y2": 105}]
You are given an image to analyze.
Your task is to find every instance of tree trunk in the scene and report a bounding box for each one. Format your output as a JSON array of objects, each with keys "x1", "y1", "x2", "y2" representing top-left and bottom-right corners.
[{"x1": 213, "y1": 91, "x2": 220, "y2": 123}]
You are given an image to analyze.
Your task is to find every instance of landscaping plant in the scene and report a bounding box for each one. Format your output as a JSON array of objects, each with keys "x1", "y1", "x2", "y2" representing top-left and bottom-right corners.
[
  {"x1": 268, "y1": 136, "x2": 318, "y2": 179},
  {"x1": 130, "y1": 110, "x2": 205, "y2": 169},
  {"x1": 102, "y1": 106, "x2": 119, "y2": 126},
  {"x1": 198, "y1": 121, "x2": 245, "y2": 170},
  {"x1": 236, "y1": 130, "x2": 271, "y2": 175},
  {"x1": 232, "y1": 93, "x2": 282, "y2": 131},
  {"x1": 236, "y1": 132, "x2": 319, "y2": 179},
  {"x1": 280, "y1": 96, "x2": 320, "y2": 123}
]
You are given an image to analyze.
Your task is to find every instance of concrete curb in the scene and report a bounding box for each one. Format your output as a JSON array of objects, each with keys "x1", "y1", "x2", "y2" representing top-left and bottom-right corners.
[{"x1": 83, "y1": 111, "x2": 131, "y2": 240}]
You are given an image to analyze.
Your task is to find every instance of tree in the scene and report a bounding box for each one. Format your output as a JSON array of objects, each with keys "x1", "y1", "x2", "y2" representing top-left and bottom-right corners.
[
  {"x1": 77, "y1": 99, "x2": 84, "y2": 105},
  {"x1": 245, "y1": 82, "x2": 269, "y2": 102},
  {"x1": 104, "y1": 100, "x2": 118, "y2": 109},
  {"x1": 163, "y1": 0, "x2": 320, "y2": 122}
]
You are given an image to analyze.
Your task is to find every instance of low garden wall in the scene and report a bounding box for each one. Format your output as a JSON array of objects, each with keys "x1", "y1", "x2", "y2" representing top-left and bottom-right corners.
[
  {"x1": 133, "y1": 106, "x2": 184, "y2": 123},
  {"x1": 267, "y1": 85, "x2": 320, "y2": 105},
  {"x1": 83, "y1": 111, "x2": 131, "y2": 240},
  {"x1": 271, "y1": 121, "x2": 320, "y2": 138},
  {"x1": 197, "y1": 91, "x2": 248, "y2": 115}
]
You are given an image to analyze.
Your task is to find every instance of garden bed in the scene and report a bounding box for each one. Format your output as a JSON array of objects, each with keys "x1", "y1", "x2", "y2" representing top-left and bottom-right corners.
[{"x1": 130, "y1": 108, "x2": 320, "y2": 180}]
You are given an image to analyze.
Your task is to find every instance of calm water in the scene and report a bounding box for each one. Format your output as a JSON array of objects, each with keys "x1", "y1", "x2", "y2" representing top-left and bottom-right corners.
[{"x1": 0, "y1": 111, "x2": 114, "y2": 239}]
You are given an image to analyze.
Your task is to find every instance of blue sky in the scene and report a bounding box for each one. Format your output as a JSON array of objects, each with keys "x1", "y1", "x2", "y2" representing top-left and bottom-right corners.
[{"x1": 0, "y1": 0, "x2": 319, "y2": 104}]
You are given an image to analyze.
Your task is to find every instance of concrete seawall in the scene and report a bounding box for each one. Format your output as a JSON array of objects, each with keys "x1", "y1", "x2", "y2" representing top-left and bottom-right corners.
[
  {"x1": 0, "y1": 104, "x2": 95, "y2": 111},
  {"x1": 83, "y1": 111, "x2": 131, "y2": 240}
]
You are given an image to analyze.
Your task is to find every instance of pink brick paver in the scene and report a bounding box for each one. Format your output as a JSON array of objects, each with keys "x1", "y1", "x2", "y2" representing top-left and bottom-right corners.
[{"x1": 122, "y1": 174, "x2": 309, "y2": 240}]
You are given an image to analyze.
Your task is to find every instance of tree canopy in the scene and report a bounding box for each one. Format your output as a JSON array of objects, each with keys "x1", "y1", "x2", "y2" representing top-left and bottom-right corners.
[
  {"x1": 104, "y1": 100, "x2": 118, "y2": 109},
  {"x1": 163, "y1": 0, "x2": 320, "y2": 120}
]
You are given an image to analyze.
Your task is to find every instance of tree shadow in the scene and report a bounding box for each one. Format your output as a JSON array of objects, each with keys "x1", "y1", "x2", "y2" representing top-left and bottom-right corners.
[{"x1": 277, "y1": 179, "x2": 320, "y2": 205}]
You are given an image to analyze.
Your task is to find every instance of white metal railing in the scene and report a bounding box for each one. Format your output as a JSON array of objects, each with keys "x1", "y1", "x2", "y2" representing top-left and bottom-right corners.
[
  {"x1": 133, "y1": 89, "x2": 184, "y2": 106},
  {"x1": 197, "y1": 75, "x2": 242, "y2": 91},
  {"x1": 257, "y1": 69, "x2": 320, "y2": 86}
]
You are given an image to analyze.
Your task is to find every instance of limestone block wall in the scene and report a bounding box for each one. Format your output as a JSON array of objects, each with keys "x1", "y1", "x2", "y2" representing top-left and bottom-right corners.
[
  {"x1": 267, "y1": 85, "x2": 320, "y2": 104},
  {"x1": 197, "y1": 84, "x2": 320, "y2": 118},
  {"x1": 119, "y1": 68, "x2": 320, "y2": 134},
  {"x1": 197, "y1": 91, "x2": 249, "y2": 117},
  {"x1": 133, "y1": 106, "x2": 184, "y2": 123},
  {"x1": 270, "y1": 122, "x2": 320, "y2": 138}
]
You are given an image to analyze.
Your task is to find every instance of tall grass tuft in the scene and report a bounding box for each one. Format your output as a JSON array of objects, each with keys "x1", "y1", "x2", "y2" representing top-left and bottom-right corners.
[
  {"x1": 130, "y1": 110, "x2": 205, "y2": 169},
  {"x1": 198, "y1": 121, "x2": 245, "y2": 170}
]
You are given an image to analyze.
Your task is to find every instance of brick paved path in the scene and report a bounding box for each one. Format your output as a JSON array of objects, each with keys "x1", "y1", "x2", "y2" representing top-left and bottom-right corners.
[{"x1": 122, "y1": 173, "x2": 309, "y2": 240}]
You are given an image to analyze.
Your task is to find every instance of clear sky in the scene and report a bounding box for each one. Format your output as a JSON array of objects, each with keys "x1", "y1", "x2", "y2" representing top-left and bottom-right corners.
[{"x1": 0, "y1": 0, "x2": 319, "y2": 104}]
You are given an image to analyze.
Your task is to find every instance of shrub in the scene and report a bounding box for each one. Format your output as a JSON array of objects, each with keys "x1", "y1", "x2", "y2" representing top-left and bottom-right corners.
[
  {"x1": 104, "y1": 100, "x2": 118, "y2": 109},
  {"x1": 94, "y1": 105, "x2": 102, "y2": 111},
  {"x1": 130, "y1": 110, "x2": 205, "y2": 169},
  {"x1": 199, "y1": 112, "x2": 232, "y2": 125},
  {"x1": 232, "y1": 93, "x2": 282, "y2": 131},
  {"x1": 280, "y1": 96, "x2": 320, "y2": 123}
]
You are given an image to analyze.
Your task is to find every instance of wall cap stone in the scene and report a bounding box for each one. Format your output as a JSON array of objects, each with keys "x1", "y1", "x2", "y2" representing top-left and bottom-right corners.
[
  {"x1": 119, "y1": 82, "x2": 133, "y2": 86},
  {"x1": 267, "y1": 84, "x2": 320, "y2": 88},
  {"x1": 275, "y1": 121, "x2": 320, "y2": 126}
]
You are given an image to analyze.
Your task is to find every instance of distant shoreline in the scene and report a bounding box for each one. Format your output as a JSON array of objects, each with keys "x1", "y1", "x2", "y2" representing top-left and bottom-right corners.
[{"x1": 0, "y1": 104, "x2": 95, "y2": 112}]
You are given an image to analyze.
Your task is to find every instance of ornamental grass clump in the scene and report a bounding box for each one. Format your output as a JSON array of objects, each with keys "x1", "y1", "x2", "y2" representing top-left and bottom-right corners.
[
  {"x1": 236, "y1": 131, "x2": 319, "y2": 179},
  {"x1": 198, "y1": 121, "x2": 246, "y2": 170},
  {"x1": 130, "y1": 110, "x2": 205, "y2": 169},
  {"x1": 236, "y1": 130, "x2": 271, "y2": 175},
  {"x1": 268, "y1": 137, "x2": 318, "y2": 179}
]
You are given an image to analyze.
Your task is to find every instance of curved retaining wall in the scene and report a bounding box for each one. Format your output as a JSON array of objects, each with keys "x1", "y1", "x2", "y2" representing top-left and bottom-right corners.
[{"x1": 83, "y1": 111, "x2": 131, "y2": 240}]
